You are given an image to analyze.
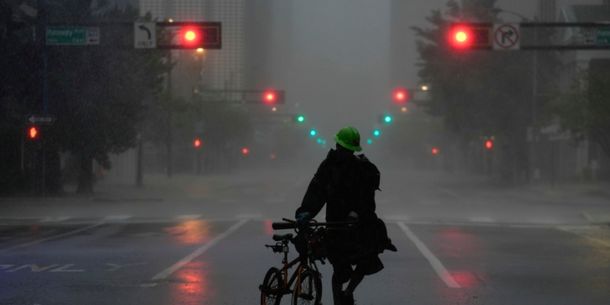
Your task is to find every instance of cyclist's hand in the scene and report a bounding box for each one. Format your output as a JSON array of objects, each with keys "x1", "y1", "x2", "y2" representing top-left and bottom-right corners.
[{"x1": 296, "y1": 212, "x2": 311, "y2": 227}]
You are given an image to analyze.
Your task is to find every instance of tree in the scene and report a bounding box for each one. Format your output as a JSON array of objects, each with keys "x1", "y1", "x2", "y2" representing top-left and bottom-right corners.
[
  {"x1": 411, "y1": 0, "x2": 552, "y2": 182},
  {"x1": 46, "y1": 2, "x2": 166, "y2": 193},
  {"x1": 552, "y1": 59, "x2": 610, "y2": 158}
]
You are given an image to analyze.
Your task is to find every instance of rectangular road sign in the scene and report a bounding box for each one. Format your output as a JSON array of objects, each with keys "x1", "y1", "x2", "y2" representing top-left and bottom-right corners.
[
  {"x1": 46, "y1": 26, "x2": 100, "y2": 45},
  {"x1": 27, "y1": 115, "x2": 56, "y2": 125},
  {"x1": 596, "y1": 28, "x2": 610, "y2": 45},
  {"x1": 134, "y1": 22, "x2": 156, "y2": 48}
]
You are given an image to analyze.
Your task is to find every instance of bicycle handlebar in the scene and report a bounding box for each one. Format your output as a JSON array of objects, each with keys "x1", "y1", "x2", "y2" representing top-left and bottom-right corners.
[{"x1": 271, "y1": 218, "x2": 358, "y2": 230}]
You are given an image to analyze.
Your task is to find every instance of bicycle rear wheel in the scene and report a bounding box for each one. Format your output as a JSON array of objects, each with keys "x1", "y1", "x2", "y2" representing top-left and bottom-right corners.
[
  {"x1": 292, "y1": 269, "x2": 322, "y2": 305},
  {"x1": 260, "y1": 267, "x2": 283, "y2": 305}
]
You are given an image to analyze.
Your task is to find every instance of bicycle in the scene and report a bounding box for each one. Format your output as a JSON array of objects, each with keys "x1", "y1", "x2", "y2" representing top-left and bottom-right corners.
[{"x1": 259, "y1": 218, "x2": 355, "y2": 305}]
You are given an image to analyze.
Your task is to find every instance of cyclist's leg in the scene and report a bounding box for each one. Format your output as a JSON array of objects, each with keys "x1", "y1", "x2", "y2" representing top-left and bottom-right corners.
[{"x1": 331, "y1": 262, "x2": 351, "y2": 305}]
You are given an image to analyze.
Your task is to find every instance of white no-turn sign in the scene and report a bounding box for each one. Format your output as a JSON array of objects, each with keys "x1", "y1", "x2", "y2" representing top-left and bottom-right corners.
[
  {"x1": 493, "y1": 23, "x2": 520, "y2": 50},
  {"x1": 134, "y1": 22, "x2": 156, "y2": 49}
]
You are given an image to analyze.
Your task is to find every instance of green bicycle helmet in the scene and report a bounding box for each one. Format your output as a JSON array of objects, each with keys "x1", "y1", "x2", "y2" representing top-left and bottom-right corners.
[{"x1": 335, "y1": 126, "x2": 362, "y2": 152}]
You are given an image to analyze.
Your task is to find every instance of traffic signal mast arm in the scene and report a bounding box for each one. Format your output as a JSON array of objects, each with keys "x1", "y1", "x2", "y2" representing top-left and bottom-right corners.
[{"x1": 449, "y1": 22, "x2": 610, "y2": 50}]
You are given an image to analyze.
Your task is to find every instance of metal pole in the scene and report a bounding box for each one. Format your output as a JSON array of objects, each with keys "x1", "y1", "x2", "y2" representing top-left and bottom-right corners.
[
  {"x1": 136, "y1": 133, "x2": 143, "y2": 187},
  {"x1": 166, "y1": 51, "x2": 173, "y2": 178}
]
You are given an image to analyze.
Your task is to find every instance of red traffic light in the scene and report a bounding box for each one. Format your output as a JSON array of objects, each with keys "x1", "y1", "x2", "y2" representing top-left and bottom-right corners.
[
  {"x1": 431, "y1": 147, "x2": 440, "y2": 155},
  {"x1": 28, "y1": 126, "x2": 39, "y2": 140},
  {"x1": 241, "y1": 147, "x2": 250, "y2": 156},
  {"x1": 193, "y1": 138, "x2": 203, "y2": 149},
  {"x1": 179, "y1": 26, "x2": 203, "y2": 47},
  {"x1": 263, "y1": 90, "x2": 277, "y2": 105},
  {"x1": 448, "y1": 24, "x2": 491, "y2": 50},
  {"x1": 449, "y1": 26, "x2": 472, "y2": 49},
  {"x1": 393, "y1": 88, "x2": 409, "y2": 104},
  {"x1": 484, "y1": 139, "x2": 494, "y2": 150}
]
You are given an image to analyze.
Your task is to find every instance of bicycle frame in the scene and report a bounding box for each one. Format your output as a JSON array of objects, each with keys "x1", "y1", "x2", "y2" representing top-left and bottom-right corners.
[{"x1": 275, "y1": 240, "x2": 319, "y2": 295}]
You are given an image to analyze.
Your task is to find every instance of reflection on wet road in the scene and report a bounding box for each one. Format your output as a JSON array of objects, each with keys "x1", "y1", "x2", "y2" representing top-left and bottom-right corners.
[{"x1": 0, "y1": 217, "x2": 608, "y2": 305}]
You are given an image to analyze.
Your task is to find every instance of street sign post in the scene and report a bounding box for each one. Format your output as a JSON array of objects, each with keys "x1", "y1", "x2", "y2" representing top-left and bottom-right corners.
[
  {"x1": 134, "y1": 22, "x2": 156, "y2": 49},
  {"x1": 46, "y1": 26, "x2": 100, "y2": 45}
]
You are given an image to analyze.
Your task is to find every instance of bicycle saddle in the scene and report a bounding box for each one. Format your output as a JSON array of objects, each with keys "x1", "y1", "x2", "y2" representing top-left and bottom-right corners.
[{"x1": 272, "y1": 233, "x2": 293, "y2": 241}]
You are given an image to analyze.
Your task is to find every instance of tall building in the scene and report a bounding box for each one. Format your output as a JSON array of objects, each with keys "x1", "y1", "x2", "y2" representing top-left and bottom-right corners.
[
  {"x1": 537, "y1": 0, "x2": 557, "y2": 21},
  {"x1": 389, "y1": 0, "x2": 411, "y2": 86},
  {"x1": 138, "y1": 0, "x2": 246, "y2": 92},
  {"x1": 201, "y1": 0, "x2": 246, "y2": 91}
]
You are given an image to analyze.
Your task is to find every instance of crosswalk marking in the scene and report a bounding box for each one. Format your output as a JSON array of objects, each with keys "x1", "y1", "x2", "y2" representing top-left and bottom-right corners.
[
  {"x1": 397, "y1": 222, "x2": 461, "y2": 289},
  {"x1": 0, "y1": 222, "x2": 105, "y2": 252},
  {"x1": 148, "y1": 219, "x2": 249, "y2": 282}
]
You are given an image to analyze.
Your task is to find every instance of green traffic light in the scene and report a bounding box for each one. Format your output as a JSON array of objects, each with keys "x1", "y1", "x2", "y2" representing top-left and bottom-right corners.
[
  {"x1": 373, "y1": 129, "x2": 381, "y2": 137},
  {"x1": 316, "y1": 138, "x2": 323, "y2": 144},
  {"x1": 309, "y1": 129, "x2": 317, "y2": 137},
  {"x1": 367, "y1": 138, "x2": 373, "y2": 145},
  {"x1": 296, "y1": 115, "x2": 305, "y2": 123},
  {"x1": 384, "y1": 115, "x2": 393, "y2": 124}
]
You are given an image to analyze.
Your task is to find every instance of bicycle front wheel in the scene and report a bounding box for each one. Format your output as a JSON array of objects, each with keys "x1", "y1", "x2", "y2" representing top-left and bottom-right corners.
[
  {"x1": 292, "y1": 269, "x2": 322, "y2": 305},
  {"x1": 260, "y1": 267, "x2": 283, "y2": 305}
]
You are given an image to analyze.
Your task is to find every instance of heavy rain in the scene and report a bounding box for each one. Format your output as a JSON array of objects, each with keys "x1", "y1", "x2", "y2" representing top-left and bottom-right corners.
[{"x1": 0, "y1": 1, "x2": 609, "y2": 304}]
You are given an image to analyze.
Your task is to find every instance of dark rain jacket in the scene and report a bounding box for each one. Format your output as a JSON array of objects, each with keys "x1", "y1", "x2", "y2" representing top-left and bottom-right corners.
[{"x1": 296, "y1": 149, "x2": 386, "y2": 275}]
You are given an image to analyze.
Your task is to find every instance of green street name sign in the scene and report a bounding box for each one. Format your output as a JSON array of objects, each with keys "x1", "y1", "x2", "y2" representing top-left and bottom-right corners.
[
  {"x1": 46, "y1": 26, "x2": 100, "y2": 46},
  {"x1": 596, "y1": 28, "x2": 610, "y2": 45}
]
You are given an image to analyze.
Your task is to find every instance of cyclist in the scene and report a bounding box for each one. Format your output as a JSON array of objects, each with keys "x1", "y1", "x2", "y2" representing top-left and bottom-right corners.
[{"x1": 295, "y1": 126, "x2": 396, "y2": 305}]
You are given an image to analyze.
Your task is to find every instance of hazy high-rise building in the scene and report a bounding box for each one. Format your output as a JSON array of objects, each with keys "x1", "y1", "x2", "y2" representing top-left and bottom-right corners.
[
  {"x1": 201, "y1": 0, "x2": 246, "y2": 91},
  {"x1": 537, "y1": 0, "x2": 557, "y2": 21},
  {"x1": 389, "y1": 0, "x2": 411, "y2": 86}
]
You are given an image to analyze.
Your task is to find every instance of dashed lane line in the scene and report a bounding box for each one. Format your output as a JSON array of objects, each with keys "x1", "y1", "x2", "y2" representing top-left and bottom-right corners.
[
  {"x1": 0, "y1": 222, "x2": 105, "y2": 253},
  {"x1": 148, "y1": 218, "x2": 249, "y2": 283},
  {"x1": 468, "y1": 216, "x2": 495, "y2": 223},
  {"x1": 396, "y1": 222, "x2": 461, "y2": 288},
  {"x1": 556, "y1": 226, "x2": 610, "y2": 248}
]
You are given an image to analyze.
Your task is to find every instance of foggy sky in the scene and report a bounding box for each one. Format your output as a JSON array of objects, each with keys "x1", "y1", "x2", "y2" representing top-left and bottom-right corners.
[{"x1": 271, "y1": 0, "x2": 538, "y2": 139}]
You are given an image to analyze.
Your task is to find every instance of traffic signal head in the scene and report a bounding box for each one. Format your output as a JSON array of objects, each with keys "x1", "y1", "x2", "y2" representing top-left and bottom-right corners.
[
  {"x1": 393, "y1": 88, "x2": 409, "y2": 104},
  {"x1": 263, "y1": 91, "x2": 276, "y2": 104},
  {"x1": 373, "y1": 129, "x2": 381, "y2": 137},
  {"x1": 367, "y1": 138, "x2": 373, "y2": 145},
  {"x1": 28, "y1": 126, "x2": 39, "y2": 140},
  {"x1": 448, "y1": 24, "x2": 491, "y2": 50},
  {"x1": 309, "y1": 129, "x2": 317, "y2": 137},
  {"x1": 382, "y1": 114, "x2": 393, "y2": 124},
  {"x1": 157, "y1": 22, "x2": 222, "y2": 49},
  {"x1": 431, "y1": 147, "x2": 440, "y2": 155},
  {"x1": 193, "y1": 137, "x2": 202, "y2": 149},
  {"x1": 295, "y1": 114, "x2": 306, "y2": 124},
  {"x1": 485, "y1": 139, "x2": 494, "y2": 150},
  {"x1": 241, "y1": 147, "x2": 250, "y2": 156},
  {"x1": 179, "y1": 26, "x2": 203, "y2": 48}
]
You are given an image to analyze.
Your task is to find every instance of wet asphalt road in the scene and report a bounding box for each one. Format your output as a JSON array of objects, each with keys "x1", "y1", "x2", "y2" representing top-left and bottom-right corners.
[
  {"x1": 1, "y1": 167, "x2": 609, "y2": 305},
  {"x1": 0, "y1": 218, "x2": 609, "y2": 305}
]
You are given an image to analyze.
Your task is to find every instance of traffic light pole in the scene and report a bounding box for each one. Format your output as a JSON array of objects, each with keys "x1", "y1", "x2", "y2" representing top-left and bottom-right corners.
[{"x1": 37, "y1": 0, "x2": 49, "y2": 196}]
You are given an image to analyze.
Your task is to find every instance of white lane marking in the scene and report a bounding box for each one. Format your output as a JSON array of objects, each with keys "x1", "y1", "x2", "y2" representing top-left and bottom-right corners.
[
  {"x1": 469, "y1": 216, "x2": 494, "y2": 223},
  {"x1": 557, "y1": 226, "x2": 610, "y2": 248},
  {"x1": 104, "y1": 215, "x2": 131, "y2": 221},
  {"x1": 175, "y1": 214, "x2": 201, "y2": 220},
  {"x1": 41, "y1": 216, "x2": 71, "y2": 223},
  {"x1": 236, "y1": 213, "x2": 263, "y2": 219},
  {"x1": 437, "y1": 188, "x2": 462, "y2": 200},
  {"x1": 397, "y1": 222, "x2": 461, "y2": 288},
  {"x1": 0, "y1": 222, "x2": 104, "y2": 252},
  {"x1": 381, "y1": 214, "x2": 410, "y2": 222},
  {"x1": 150, "y1": 219, "x2": 249, "y2": 281}
]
